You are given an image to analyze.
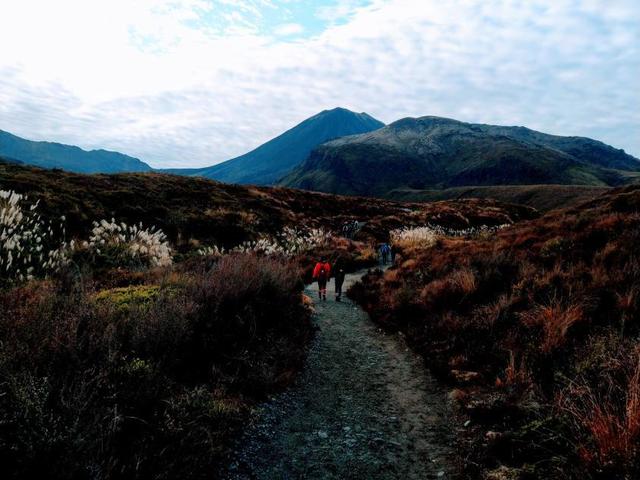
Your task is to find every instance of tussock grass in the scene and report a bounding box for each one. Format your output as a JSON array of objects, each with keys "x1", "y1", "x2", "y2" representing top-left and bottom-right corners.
[{"x1": 350, "y1": 185, "x2": 640, "y2": 478}]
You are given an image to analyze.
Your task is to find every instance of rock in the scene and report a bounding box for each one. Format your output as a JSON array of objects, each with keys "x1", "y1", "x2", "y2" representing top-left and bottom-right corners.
[
  {"x1": 450, "y1": 369, "x2": 481, "y2": 384},
  {"x1": 317, "y1": 431, "x2": 328, "y2": 439},
  {"x1": 484, "y1": 465, "x2": 522, "y2": 480},
  {"x1": 447, "y1": 388, "x2": 468, "y2": 404},
  {"x1": 437, "y1": 471, "x2": 446, "y2": 477},
  {"x1": 463, "y1": 420, "x2": 471, "y2": 427}
]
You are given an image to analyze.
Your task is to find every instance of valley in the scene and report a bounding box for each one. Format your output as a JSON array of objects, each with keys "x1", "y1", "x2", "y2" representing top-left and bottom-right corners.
[
  {"x1": 2, "y1": 156, "x2": 640, "y2": 478},
  {"x1": 3, "y1": 0, "x2": 638, "y2": 478}
]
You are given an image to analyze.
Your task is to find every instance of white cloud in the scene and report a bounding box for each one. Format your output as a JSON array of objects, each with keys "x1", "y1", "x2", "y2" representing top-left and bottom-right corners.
[
  {"x1": 274, "y1": 22, "x2": 304, "y2": 36},
  {"x1": 0, "y1": 0, "x2": 639, "y2": 168}
]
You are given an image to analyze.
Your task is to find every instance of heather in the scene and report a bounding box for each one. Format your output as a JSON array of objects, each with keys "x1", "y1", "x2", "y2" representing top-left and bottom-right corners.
[{"x1": 350, "y1": 186, "x2": 640, "y2": 479}]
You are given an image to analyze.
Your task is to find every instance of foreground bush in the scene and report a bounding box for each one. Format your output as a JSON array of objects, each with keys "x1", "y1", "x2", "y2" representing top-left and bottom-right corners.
[
  {"x1": 86, "y1": 218, "x2": 173, "y2": 268},
  {"x1": 0, "y1": 254, "x2": 311, "y2": 479},
  {"x1": 350, "y1": 187, "x2": 640, "y2": 479}
]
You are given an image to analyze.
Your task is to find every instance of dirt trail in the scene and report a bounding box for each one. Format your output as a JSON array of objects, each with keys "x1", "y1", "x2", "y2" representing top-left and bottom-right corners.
[{"x1": 224, "y1": 270, "x2": 457, "y2": 479}]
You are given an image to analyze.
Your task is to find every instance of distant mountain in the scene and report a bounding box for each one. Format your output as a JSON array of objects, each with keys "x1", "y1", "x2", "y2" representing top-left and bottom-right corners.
[
  {"x1": 280, "y1": 116, "x2": 640, "y2": 196},
  {"x1": 168, "y1": 108, "x2": 384, "y2": 185},
  {"x1": 0, "y1": 130, "x2": 151, "y2": 174}
]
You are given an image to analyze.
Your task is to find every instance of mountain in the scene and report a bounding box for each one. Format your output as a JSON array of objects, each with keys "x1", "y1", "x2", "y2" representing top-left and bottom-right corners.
[
  {"x1": 280, "y1": 116, "x2": 640, "y2": 196},
  {"x1": 168, "y1": 107, "x2": 384, "y2": 185},
  {"x1": 0, "y1": 129, "x2": 151, "y2": 174}
]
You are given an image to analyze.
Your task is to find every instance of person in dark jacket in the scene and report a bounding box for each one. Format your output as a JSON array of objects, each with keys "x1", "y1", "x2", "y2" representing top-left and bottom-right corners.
[
  {"x1": 334, "y1": 264, "x2": 346, "y2": 301},
  {"x1": 312, "y1": 257, "x2": 331, "y2": 301},
  {"x1": 380, "y1": 243, "x2": 390, "y2": 265}
]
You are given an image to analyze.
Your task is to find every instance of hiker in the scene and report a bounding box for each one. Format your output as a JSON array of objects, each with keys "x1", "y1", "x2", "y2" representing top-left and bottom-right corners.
[
  {"x1": 313, "y1": 257, "x2": 331, "y2": 301},
  {"x1": 380, "y1": 243, "x2": 390, "y2": 265},
  {"x1": 341, "y1": 219, "x2": 361, "y2": 239},
  {"x1": 334, "y1": 263, "x2": 346, "y2": 302}
]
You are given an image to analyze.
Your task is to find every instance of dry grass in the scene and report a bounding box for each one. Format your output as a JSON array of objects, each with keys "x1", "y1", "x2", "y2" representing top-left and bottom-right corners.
[
  {"x1": 495, "y1": 350, "x2": 531, "y2": 388},
  {"x1": 521, "y1": 299, "x2": 584, "y2": 353},
  {"x1": 558, "y1": 356, "x2": 640, "y2": 469},
  {"x1": 349, "y1": 186, "x2": 640, "y2": 478}
]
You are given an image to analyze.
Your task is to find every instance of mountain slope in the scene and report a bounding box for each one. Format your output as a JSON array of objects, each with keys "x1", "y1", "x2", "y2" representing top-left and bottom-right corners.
[
  {"x1": 0, "y1": 130, "x2": 151, "y2": 174},
  {"x1": 280, "y1": 116, "x2": 640, "y2": 196},
  {"x1": 168, "y1": 108, "x2": 384, "y2": 185},
  {"x1": 0, "y1": 159, "x2": 537, "y2": 250},
  {"x1": 388, "y1": 184, "x2": 611, "y2": 212}
]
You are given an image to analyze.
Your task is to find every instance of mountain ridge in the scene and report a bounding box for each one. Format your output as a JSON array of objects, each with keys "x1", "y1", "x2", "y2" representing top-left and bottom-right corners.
[
  {"x1": 166, "y1": 107, "x2": 385, "y2": 185},
  {"x1": 280, "y1": 115, "x2": 640, "y2": 196},
  {"x1": 0, "y1": 129, "x2": 151, "y2": 174}
]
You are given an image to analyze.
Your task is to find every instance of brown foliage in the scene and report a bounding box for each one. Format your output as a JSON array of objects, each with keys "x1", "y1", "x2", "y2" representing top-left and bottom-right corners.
[
  {"x1": 0, "y1": 254, "x2": 311, "y2": 479},
  {"x1": 350, "y1": 186, "x2": 640, "y2": 478}
]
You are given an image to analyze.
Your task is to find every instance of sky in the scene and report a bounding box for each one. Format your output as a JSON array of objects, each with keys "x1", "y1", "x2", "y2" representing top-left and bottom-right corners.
[{"x1": 0, "y1": 0, "x2": 638, "y2": 168}]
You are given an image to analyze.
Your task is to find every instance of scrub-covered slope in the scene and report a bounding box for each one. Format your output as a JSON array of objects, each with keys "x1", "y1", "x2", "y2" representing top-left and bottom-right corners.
[{"x1": 281, "y1": 116, "x2": 640, "y2": 196}]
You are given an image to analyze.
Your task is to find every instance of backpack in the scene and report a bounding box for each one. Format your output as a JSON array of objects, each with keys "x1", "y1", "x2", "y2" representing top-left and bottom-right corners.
[{"x1": 318, "y1": 266, "x2": 327, "y2": 281}]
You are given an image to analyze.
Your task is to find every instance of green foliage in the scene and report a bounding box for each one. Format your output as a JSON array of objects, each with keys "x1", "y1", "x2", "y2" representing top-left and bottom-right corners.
[
  {"x1": 95, "y1": 285, "x2": 161, "y2": 311},
  {"x1": 281, "y1": 116, "x2": 639, "y2": 197}
]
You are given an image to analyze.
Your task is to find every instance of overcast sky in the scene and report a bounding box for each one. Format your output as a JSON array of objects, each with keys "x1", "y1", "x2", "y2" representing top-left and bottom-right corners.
[{"x1": 1, "y1": 0, "x2": 638, "y2": 168}]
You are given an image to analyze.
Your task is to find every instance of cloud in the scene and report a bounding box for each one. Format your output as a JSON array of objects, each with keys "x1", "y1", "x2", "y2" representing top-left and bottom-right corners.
[
  {"x1": 274, "y1": 22, "x2": 304, "y2": 36},
  {"x1": 0, "y1": 0, "x2": 638, "y2": 168}
]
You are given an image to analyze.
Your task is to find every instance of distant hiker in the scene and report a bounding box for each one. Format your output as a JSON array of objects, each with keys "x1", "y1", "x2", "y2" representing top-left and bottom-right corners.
[
  {"x1": 313, "y1": 257, "x2": 331, "y2": 301},
  {"x1": 341, "y1": 219, "x2": 361, "y2": 239},
  {"x1": 334, "y1": 264, "x2": 346, "y2": 302},
  {"x1": 342, "y1": 222, "x2": 351, "y2": 238},
  {"x1": 380, "y1": 243, "x2": 390, "y2": 265}
]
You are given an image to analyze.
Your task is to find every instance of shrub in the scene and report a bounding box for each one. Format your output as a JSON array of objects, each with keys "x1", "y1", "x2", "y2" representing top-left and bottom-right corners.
[
  {"x1": 227, "y1": 226, "x2": 332, "y2": 257},
  {"x1": 0, "y1": 253, "x2": 311, "y2": 479},
  {"x1": 390, "y1": 226, "x2": 439, "y2": 249},
  {"x1": 390, "y1": 224, "x2": 509, "y2": 250},
  {"x1": 558, "y1": 353, "x2": 640, "y2": 473},
  {"x1": 86, "y1": 218, "x2": 172, "y2": 268},
  {"x1": 520, "y1": 298, "x2": 585, "y2": 353},
  {"x1": 350, "y1": 188, "x2": 640, "y2": 477},
  {"x1": 0, "y1": 190, "x2": 70, "y2": 285}
]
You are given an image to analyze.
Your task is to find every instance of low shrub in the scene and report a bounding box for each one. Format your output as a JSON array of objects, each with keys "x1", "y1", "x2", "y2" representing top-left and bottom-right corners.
[
  {"x1": 349, "y1": 188, "x2": 640, "y2": 478},
  {"x1": 0, "y1": 253, "x2": 311, "y2": 479},
  {"x1": 84, "y1": 218, "x2": 173, "y2": 268}
]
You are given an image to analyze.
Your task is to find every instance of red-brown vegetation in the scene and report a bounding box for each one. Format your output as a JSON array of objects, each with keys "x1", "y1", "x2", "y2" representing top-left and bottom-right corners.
[
  {"x1": 0, "y1": 254, "x2": 311, "y2": 479},
  {"x1": 0, "y1": 160, "x2": 537, "y2": 251},
  {"x1": 349, "y1": 186, "x2": 640, "y2": 479}
]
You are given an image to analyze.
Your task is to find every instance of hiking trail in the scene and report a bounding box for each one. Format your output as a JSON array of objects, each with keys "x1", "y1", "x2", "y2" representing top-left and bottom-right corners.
[{"x1": 224, "y1": 270, "x2": 457, "y2": 479}]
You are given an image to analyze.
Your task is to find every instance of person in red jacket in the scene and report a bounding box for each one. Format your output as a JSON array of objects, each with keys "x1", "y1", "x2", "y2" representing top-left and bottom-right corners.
[{"x1": 313, "y1": 257, "x2": 331, "y2": 301}]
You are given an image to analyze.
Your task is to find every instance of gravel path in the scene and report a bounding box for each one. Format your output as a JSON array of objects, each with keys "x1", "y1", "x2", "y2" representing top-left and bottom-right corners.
[{"x1": 223, "y1": 270, "x2": 457, "y2": 479}]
